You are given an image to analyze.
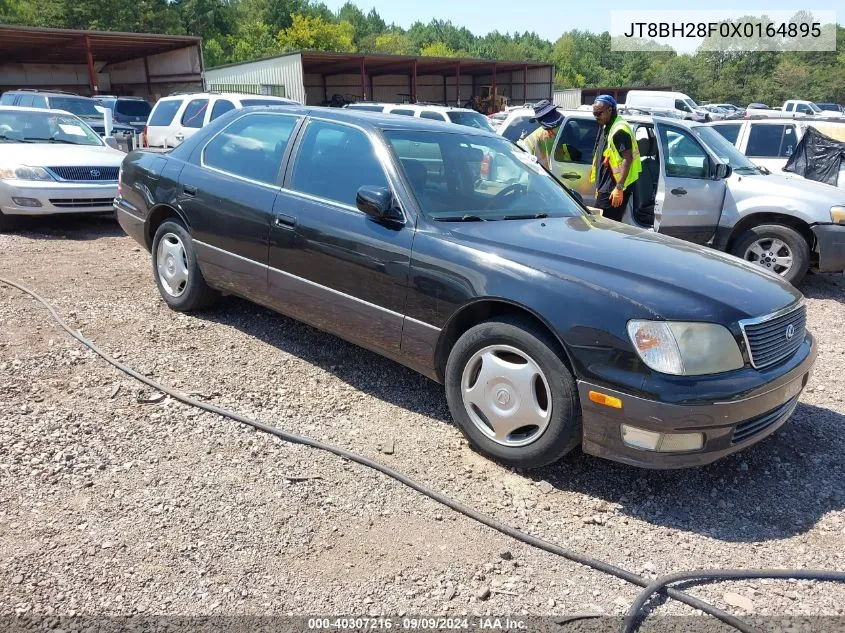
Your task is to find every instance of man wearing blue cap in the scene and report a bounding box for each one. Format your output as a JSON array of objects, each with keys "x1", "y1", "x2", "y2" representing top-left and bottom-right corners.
[
  {"x1": 518, "y1": 100, "x2": 569, "y2": 170},
  {"x1": 590, "y1": 94, "x2": 642, "y2": 221}
]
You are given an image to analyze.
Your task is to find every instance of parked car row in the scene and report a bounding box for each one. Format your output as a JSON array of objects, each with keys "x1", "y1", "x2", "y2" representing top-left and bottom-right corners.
[{"x1": 112, "y1": 104, "x2": 818, "y2": 470}]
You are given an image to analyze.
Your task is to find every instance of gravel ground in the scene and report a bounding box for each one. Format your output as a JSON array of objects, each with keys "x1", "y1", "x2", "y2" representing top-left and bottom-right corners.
[{"x1": 1, "y1": 215, "x2": 844, "y2": 628}]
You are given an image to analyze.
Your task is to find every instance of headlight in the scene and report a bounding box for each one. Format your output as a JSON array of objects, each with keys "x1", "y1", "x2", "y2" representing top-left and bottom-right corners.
[
  {"x1": 0, "y1": 165, "x2": 54, "y2": 181},
  {"x1": 627, "y1": 320, "x2": 744, "y2": 376},
  {"x1": 831, "y1": 206, "x2": 845, "y2": 224}
]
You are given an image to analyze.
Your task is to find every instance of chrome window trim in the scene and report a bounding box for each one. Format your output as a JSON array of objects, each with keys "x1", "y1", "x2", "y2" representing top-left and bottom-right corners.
[
  {"x1": 738, "y1": 299, "x2": 806, "y2": 369},
  {"x1": 199, "y1": 111, "x2": 302, "y2": 189},
  {"x1": 193, "y1": 239, "x2": 440, "y2": 331}
]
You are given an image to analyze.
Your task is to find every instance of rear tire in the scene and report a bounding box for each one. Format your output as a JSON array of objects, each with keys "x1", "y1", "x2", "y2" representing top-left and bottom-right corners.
[
  {"x1": 445, "y1": 316, "x2": 581, "y2": 469},
  {"x1": 731, "y1": 223, "x2": 809, "y2": 285},
  {"x1": 151, "y1": 220, "x2": 219, "y2": 311}
]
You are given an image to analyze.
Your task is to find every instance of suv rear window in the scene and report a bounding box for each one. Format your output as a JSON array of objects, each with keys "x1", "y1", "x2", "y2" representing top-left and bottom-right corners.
[
  {"x1": 710, "y1": 123, "x2": 742, "y2": 145},
  {"x1": 115, "y1": 100, "x2": 151, "y2": 117},
  {"x1": 502, "y1": 116, "x2": 539, "y2": 142},
  {"x1": 148, "y1": 100, "x2": 182, "y2": 126}
]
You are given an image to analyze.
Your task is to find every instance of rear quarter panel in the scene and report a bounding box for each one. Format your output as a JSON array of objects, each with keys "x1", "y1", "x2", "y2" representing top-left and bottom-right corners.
[{"x1": 119, "y1": 150, "x2": 186, "y2": 246}]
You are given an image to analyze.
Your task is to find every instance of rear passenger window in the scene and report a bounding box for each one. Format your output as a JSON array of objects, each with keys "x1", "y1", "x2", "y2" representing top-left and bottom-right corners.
[
  {"x1": 203, "y1": 113, "x2": 298, "y2": 185},
  {"x1": 290, "y1": 120, "x2": 388, "y2": 207},
  {"x1": 210, "y1": 99, "x2": 235, "y2": 121},
  {"x1": 711, "y1": 124, "x2": 741, "y2": 145},
  {"x1": 31, "y1": 96, "x2": 47, "y2": 108},
  {"x1": 148, "y1": 100, "x2": 182, "y2": 126},
  {"x1": 555, "y1": 118, "x2": 597, "y2": 164},
  {"x1": 747, "y1": 125, "x2": 785, "y2": 157},
  {"x1": 420, "y1": 111, "x2": 446, "y2": 121},
  {"x1": 781, "y1": 125, "x2": 797, "y2": 157},
  {"x1": 181, "y1": 99, "x2": 208, "y2": 128},
  {"x1": 391, "y1": 109, "x2": 415, "y2": 116}
]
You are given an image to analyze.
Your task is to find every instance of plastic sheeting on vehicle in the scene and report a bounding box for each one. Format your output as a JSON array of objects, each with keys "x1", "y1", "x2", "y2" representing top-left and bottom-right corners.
[{"x1": 783, "y1": 126, "x2": 845, "y2": 186}]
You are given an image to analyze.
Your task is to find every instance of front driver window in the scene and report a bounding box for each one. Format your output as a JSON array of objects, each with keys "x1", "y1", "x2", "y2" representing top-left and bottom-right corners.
[{"x1": 660, "y1": 127, "x2": 709, "y2": 179}]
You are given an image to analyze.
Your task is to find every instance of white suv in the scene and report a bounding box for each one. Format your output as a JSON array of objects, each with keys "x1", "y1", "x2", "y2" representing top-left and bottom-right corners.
[
  {"x1": 142, "y1": 92, "x2": 299, "y2": 149},
  {"x1": 344, "y1": 102, "x2": 496, "y2": 132}
]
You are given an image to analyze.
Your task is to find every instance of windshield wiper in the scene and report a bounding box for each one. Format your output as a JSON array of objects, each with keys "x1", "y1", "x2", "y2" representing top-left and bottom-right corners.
[
  {"x1": 435, "y1": 214, "x2": 488, "y2": 222},
  {"x1": 0, "y1": 135, "x2": 35, "y2": 143},
  {"x1": 25, "y1": 137, "x2": 78, "y2": 144},
  {"x1": 502, "y1": 212, "x2": 549, "y2": 220}
]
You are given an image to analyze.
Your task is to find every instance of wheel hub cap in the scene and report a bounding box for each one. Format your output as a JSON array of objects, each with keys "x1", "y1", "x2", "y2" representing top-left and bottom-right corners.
[
  {"x1": 156, "y1": 233, "x2": 189, "y2": 298},
  {"x1": 744, "y1": 238, "x2": 793, "y2": 277},
  {"x1": 460, "y1": 344, "x2": 552, "y2": 448}
]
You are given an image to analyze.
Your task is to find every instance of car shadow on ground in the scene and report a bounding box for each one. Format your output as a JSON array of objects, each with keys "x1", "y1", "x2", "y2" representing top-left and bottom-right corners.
[
  {"x1": 6, "y1": 213, "x2": 123, "y2": 240},
  {"x1": 528, "y1": 401, "x2": 844, "y2": 543},
  {"x1": 195, "y1": 297, "x2": 843, "y2": 544},
  {"x1": 799, "y1": 271, "x2": 845, "y2": 302}
]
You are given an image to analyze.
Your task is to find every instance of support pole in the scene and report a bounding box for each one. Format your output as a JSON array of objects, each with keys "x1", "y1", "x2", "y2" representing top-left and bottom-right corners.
[
  {"x1": 143, "y1": 56, "x2": 153, "y2": 100},
  {"x1": 84, "y1": 35, "x2": 98, "y2": 95},
  {"x1": 411, "y1": 60, "x2": 417, "y2": 103},
  {"x1": 523, "y1": 64, "x2": 528, "y2": 105},
  {"x1": 456, "y1": 62, "x2": 461, "y2": 106},
  {"x1": 360, "y1": 56, "x2": 366, "y2": 101}
]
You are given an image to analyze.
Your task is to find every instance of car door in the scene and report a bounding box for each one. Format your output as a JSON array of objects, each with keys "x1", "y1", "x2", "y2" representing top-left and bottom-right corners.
[
  {"x1": 180, "y1": 111, "x2": 304, "y2": 302},
  {"x1": 267, "y1": 118, "x2": 415, "y2": 356},
  {"x1": 651, "y1": 121, "x2": 727, "y2": 244},
  {"x1": 548, "y1": 116, "x2": 598, "y2": 205}
]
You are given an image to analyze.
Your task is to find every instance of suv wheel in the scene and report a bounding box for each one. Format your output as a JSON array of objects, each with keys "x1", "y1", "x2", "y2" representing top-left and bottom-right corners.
[
  {"x1": 151, "y1": 220, "x2": 219, "y2": 311},
  {"x1": 731, "y1": 224, "x2": 810, "y2": 285},
  {"x1": 0, "y1": 210, "x2": 18, "y2": 233},
  {"x1": 445, "y1": 316, "x2": 581, "y2": 469}
]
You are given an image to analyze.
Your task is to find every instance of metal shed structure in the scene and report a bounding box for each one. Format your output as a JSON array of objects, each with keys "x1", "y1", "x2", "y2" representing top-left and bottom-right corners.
[
  {"x1": 0, "y1": 24, "x2": 203, "y2": 100},
  {"x1": 205, "y1": 51, "x2": 555, "y2": 107}
]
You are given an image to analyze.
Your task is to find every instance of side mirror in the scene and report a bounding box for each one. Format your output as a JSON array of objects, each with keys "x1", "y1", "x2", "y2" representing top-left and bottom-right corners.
[
  {"x1": 104, "y1": 136, "x2": 120, "y2": 150},
  {"x1": 356, "y1": 186, "x2": 403, "y2": 224},
  {"x1": 714, "y1": 163, "x2": 732, "y2": 180}
]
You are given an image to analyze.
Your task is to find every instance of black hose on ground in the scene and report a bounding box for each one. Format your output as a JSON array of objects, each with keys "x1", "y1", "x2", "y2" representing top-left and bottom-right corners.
[{"x1": 2, "y1": 275, "x2": 843, "y2": 633}]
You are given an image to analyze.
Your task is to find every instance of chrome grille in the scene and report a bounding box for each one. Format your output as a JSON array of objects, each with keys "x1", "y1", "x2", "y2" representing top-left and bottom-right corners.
[
  {"x1": 48, "y1": 166, "x2": 119, "y2": 182},
  {"x1": 49, "y1": 198, "x2": 115, "y2": 208},
  {"x1": 732, "y1": 396, "x2": 798, "y2": 445},
  {"x1": 740, "y1": 303, "x2": 806, "y2": 369}
]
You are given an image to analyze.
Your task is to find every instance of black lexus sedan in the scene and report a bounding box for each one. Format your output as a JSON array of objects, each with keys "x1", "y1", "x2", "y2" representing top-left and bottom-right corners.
[{"x1": 114, "y1": 106, "x2": 816, "y2": 469}]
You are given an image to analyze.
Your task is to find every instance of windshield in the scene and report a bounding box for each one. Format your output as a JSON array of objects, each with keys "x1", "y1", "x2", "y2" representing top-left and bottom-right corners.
[
  {"x1": 446, "y1": 111, "x2": 495, "y2": 131},
  {"x1": 807, "y1": 102, "x2": 822, "y2": 113},
  {"x1": 0, "y1": 109, "x2": 102, "y2": 145},
  {"x1": 692, "y1": 126, "x2": 760, "y2": 174},
  {"x1": 115, "y1": 100, "x2": 151, "y2": 116},
  {"x1": 684, "y1": 98, "x2": 699, "y2": 110},
  {"x1": 49, "y1": 97, "x2": 102, "y2": 117},
  {"x1": 383, "y1": 130, "x2": 585, "y2": 221}
]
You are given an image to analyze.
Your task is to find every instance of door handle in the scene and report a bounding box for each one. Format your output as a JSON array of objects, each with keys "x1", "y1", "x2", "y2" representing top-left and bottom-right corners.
[
  {"x1": 183, "y1": 185, "x2": 197, "y2": 196},
  {"x1": 670, "y1": 187, "x2": 687, "y2": 196},
  {"x1": 175, "y1": 133, "x2": 185, "y2": 141},
  {"x1": 561, "y1": 172, "x2": 581, "y2": 180},
  {"x1": 274, "y1": 213, "x2": 296, "y2": 229}
]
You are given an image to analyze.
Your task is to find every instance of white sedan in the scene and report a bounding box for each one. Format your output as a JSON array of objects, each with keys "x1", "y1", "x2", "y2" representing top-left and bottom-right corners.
[{"x1": 0, "y1": 106, "x2": 126, "y2": 231}]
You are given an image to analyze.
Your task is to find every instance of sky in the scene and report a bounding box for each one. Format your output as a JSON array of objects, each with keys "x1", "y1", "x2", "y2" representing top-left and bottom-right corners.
[{"x1": 320, "y1": 1, "x2": 841, "y2": 43}]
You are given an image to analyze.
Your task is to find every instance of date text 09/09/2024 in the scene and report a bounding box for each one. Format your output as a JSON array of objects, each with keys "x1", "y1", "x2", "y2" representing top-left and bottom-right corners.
[
  {"x1": 622, "y1": 21, "x2": 822, "y2": 38},
  {"x1": 307, "y1": 617, "x2": 527, "y2": 630}
]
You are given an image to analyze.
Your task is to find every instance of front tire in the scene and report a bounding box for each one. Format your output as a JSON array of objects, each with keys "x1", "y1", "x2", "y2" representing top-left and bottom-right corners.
[
  {"x1": 731, "y1": 223, "x2": 810, "y2": 285},
  {"x1": 151, "y1": 220, "x2": 219, "y2": 311},
  {"x1": 0, "y1": 210, "x2": 18, "y2": 233},
  {"x1": 445, "y1": 316, "x2": 581, "y2": 469}
]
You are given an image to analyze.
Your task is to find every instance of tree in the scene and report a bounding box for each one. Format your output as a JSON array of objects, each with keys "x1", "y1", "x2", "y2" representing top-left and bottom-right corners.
[
  {"x1": 276, "y1": 13, "x2": 355, "y2": 52},
  {"x1": 372, "y1": 32, "x2": 413, "y2": 55},
  {"x1": 420, "y1": 41, "x2": 456, "y2": 57}
]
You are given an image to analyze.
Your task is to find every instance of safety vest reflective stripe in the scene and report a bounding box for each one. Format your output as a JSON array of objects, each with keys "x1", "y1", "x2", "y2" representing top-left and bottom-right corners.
[{"x1": 589, "y1": 116, "x2": 642, "y2": 188}]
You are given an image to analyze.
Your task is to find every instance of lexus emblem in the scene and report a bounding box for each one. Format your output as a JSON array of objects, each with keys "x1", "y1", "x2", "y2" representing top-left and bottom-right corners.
[
  {"x1": 90, "y1": 169, "x2": 101, "y2": 178},
  {"x1": 785, "y1": 324, "x2": 795, "y2": 340}
]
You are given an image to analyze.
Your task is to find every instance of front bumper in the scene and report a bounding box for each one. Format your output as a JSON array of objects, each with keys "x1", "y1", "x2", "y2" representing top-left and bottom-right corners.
[
  {"x1": 0, "y1": 180, "x2": 118, "y2": 215},
  {"x1": 578, "y1": 334, "x2": 816, "y2": 468},
  {"x1": 812, "y1": 223, "x2": 845, "y2": 273}
]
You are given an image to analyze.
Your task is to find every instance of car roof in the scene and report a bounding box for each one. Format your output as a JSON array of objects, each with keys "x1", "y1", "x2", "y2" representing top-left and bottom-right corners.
[
  {"x1": 237, "y1": 105, "x2": 497, "y2": 136},
  {"x1": 158, "y1": 92, "x2": 296, "y2": 101},
  {"x1": 0, "y1": 105, "x2": 80, "y2": 115}
]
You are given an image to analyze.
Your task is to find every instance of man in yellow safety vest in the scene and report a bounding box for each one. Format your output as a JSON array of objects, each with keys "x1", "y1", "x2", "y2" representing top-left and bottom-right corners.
[
  {"x1": 589, "y1": 94, "x2": 642, "y2": 221},
  {"x1": 518, "y1": 100, "x2": 569, "y2": 169}
]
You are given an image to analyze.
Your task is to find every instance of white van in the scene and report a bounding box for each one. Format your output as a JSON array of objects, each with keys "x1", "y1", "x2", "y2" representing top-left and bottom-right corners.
[
  {"x1": 344, "y1": 102, "x2": 496, "y2": 132},
  {"x1": 142, "y1": 92, "x2": 298, "y2": 149},
  {"x1": 625, "y1": 91, "x2": 709, "y2": 123}
]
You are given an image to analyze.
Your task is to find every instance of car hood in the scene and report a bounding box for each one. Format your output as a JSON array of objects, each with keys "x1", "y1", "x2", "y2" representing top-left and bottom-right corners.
[
  {"x1": 0, "y1": 144, "x2": 126, "y2": 166},
  {"x1": 443, "y1": 215, "x2": 802, "y2": 322},
  {"x1": 728, "y1": 170, "x2": 845, "y2": 206}
]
